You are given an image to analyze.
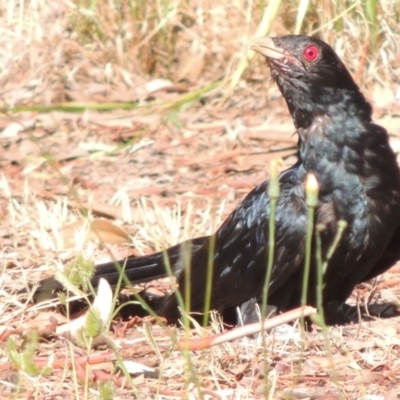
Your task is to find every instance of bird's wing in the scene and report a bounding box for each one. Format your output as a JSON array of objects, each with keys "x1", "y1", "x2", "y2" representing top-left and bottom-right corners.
[{"x1": 158, "y1": 168, "x2": 309, "y2": 318}]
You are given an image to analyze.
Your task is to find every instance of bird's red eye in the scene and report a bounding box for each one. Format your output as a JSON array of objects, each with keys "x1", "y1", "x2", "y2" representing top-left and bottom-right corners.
[{"x1": 303, "y1": 45, "x2": 319, "y2": 62}]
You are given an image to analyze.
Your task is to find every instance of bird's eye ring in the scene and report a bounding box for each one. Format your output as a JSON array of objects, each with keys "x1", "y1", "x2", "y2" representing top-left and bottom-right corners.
[{"x1": 303, "y1": 45, "x2": 319, "y2": 62}]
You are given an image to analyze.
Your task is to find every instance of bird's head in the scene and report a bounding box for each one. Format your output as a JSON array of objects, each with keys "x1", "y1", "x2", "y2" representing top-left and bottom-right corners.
[{"x1": 251, "y1": 35, "x2": 370, "y2": 129}]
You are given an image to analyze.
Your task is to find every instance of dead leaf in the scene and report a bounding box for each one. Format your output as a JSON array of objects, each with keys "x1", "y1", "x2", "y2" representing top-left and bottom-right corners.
[
  {"x1": 354, "y1": 370, "x2": 385, "y2": 384},
  {"x1": 25, "y1": 312, "x2": 68, "y2": 330},
  {"x1": 307, "y1": 355, "x2": 354, "y2": 370},
  {"x1": 60, "y1": 218, "x2": 131, "y2": 247},
  {"x1": 146, "y1": 79, "x2": 174, "y2": 94},
  {"x1": 56, "y1": 278, "x2": 113, "y2": 347},
  {"x1": 122, "y1": 361, "x2": 158, "y2": 378},
  {"x1": 176, "y1": 40, "x2": 206, "y2": 83},
  {"x1": 371, "y1": 325, "x2": 398, "y2": 337},
  {"x1": 384, "y1": 388, "x2": 399, "y2": 400},
  {"x1": 89, "y1": 219, "x2": 132, "y2": 244},
  {"x1": 56, "y1": 147, "x2": 89, "y2": 162},
  {"x1": 0, "y1": 122, "x2": 24, "y2": 138}
]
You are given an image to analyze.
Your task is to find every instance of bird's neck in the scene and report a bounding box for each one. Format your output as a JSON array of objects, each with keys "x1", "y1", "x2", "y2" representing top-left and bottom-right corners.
[
  {"x1": 294, "y1": 87, "x2": 372, "y2": 168},
  {"x1": 289, "y1": 87, "x2": 372, "y2": 131}
]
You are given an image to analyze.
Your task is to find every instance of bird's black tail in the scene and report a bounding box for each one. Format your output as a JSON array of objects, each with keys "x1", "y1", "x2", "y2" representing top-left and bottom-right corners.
[{"x1": 32, "y1": 236, "x2": 209, "y2": 303}]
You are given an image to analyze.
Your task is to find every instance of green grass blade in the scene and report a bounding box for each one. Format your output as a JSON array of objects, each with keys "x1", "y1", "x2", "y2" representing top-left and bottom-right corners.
[{"x1": 294, "y1": 0, "x2": 310, "y2": 34}]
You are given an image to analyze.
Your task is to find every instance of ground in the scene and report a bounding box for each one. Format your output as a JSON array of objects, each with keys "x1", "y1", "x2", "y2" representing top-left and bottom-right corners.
[
  {"x1": 1, "y1": 80, "x2": 400, "y2": 399},
  {"x1": 1, "y1": 3, "x2": 400, "y2": 395}
]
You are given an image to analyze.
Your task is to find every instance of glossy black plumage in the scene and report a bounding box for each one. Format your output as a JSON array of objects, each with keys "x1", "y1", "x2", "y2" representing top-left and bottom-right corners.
[{"x1": 34, "y1": 35, "x2": 400, "y2": 323}]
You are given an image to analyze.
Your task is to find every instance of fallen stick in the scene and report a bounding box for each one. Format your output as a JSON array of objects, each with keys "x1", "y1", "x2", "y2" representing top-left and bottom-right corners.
[
  {"x1": 176, "y1": 306, "x2": 317, "y2": 351},
  {"x1": 22, "y1": 307, "x2": 315, "y2": 372}
]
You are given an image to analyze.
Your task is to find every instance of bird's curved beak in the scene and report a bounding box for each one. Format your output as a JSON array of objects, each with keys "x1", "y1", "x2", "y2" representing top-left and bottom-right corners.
[
  {"x1": 251, "y1": 37, "x2": 299, "y2": 71},
  {"x1": 250, "y1": 37, "x2": 284, "y2": 59}
]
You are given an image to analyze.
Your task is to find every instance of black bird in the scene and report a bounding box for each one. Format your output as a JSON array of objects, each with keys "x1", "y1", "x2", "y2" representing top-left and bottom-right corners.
[{"x1": 35, "y1": 35, "x2": 400, "y2": 323}]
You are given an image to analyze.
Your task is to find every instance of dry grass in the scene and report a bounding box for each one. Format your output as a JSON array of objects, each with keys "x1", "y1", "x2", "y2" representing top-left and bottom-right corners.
[
  {"x1": 1, "y1": 0, "x2": 400, "y2": 398},
  {"x1": 0, "y1": 0, "x2": 399, "y2": 108}
]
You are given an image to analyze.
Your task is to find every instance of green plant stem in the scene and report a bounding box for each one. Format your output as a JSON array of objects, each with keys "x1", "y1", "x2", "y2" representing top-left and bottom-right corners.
[
  {"x1": 6, "y1": 81, "x2": 220, "y2": 114},
  {"x1": 301, "y1": 174, "x2": 319, "y2": 309},
  {"x1": 202, "y1": 234, "x2": 216, "y2": 326},
  {"x1": 260, "y1": 160, "x2": 280, "y2": 397},
  {"x1": 294, "y1": 0, "x2": 310, "y2": 34},
  {"x1": 314, "y1": 220, "x2": 348, "y2": 325},
  {"x1": 260, "y1": 161, "x2": 280, "y2": 321},
  {"x1": 315, "y1": 224, "x2": 325, "y2": 321}
]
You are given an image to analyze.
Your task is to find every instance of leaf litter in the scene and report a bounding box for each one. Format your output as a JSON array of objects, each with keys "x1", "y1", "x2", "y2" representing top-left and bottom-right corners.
[
  {"x1": 1, "y1": 3, "x2": 400, "y2": 397},
  {"x1": 1, "y1": 90, "x2": 400, "y2": 398}
]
